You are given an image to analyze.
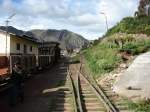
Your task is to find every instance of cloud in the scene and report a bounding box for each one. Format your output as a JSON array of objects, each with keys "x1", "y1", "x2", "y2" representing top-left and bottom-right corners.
[
  {"x1": 18, "y1": 0, "x2": 71, "y2": 18},
  {"x1": 98, "y1": 0, "x2": 139, "y2": 26},
  {"x1": 0, "y1": 0, "x2": 139, "y2": 40},
  {"x1": 68, "y1": 13, "x2": 103, "y2": 26},
  {"x1": 0, "y1": 0, "x2": 15, "y2": 15}
]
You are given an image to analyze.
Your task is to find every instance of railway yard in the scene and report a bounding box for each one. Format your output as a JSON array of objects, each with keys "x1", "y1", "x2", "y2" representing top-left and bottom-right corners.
[{"x1": 0, "y1": 57, "x2": 133, "y2": 112}]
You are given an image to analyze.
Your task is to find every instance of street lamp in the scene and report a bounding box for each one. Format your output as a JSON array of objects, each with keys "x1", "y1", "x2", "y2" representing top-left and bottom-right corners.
[{"x1": 100, "y1": 12, "x2": 109, "y2": 32}]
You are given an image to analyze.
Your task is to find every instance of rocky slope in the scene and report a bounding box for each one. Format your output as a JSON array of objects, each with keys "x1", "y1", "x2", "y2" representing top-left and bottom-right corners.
[{"x1": 113, "y1": 52, "x2": 150, "y2": 101}]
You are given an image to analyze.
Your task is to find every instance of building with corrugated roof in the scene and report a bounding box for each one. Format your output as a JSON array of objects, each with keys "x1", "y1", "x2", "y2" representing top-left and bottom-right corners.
[{"x1": 0, "y1": 29, "x2": 38, "y2": 79}]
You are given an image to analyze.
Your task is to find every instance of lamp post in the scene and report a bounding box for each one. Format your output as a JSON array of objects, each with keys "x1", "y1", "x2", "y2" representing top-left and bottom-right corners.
[{"x1": 100, "y1": 12, "x2": 108, "y2": 32}]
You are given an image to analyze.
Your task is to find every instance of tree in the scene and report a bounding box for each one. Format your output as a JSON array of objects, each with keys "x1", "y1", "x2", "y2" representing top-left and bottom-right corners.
[{"x1": 136, "y1": 0, "x2": 150, "y2": 16}]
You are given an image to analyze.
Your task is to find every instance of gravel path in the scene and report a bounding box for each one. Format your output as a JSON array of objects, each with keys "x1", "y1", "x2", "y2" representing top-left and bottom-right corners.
[{"x1": 0, "y1": 59, "x2": 68, "y2": 112}]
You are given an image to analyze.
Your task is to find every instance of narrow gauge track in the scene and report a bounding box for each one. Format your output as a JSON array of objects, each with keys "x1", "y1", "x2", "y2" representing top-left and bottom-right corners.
[
  {"x1": 99, "y1": 81, "x2": 130, "y2": 112},
  {"x1": 50, "y1": 66, "x2": 78, "y2": 112},
  {"x1": 70, "y1": 63, "x2": 118, "y2": 112},
  {"x1": 79, "y1": 58, "x2": 131, "y2": 112},
  {"x1": 77, "y1": 72, "x2": 107, "y2": 112}
]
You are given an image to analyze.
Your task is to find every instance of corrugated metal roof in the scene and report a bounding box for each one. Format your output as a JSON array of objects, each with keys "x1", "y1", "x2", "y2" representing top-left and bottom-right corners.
[{"x1": 0, "y1": 29, "x2": 38, "y2": 43}]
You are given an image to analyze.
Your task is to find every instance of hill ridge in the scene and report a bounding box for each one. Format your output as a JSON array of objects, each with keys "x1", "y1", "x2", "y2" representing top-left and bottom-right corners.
[{"x1": 0, "y1": 26, "x2": 89, "y2": 49}]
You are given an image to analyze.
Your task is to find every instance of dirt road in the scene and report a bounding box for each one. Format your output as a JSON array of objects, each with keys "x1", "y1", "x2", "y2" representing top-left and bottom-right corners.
[{"x1": 0, "y1": 60, "x2": 68, "y2": 112}]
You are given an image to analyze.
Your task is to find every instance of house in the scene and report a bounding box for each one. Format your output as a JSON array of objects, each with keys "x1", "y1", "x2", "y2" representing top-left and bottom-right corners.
[
  {"x1": 0, "y1": 27, "x2": 61, "y2": 83},
  {"x1": 0, "y1": 30, "x2": 38, "y2": 79}
]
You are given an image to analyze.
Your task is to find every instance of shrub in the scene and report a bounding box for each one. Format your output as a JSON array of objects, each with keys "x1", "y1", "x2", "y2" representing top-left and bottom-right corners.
[
  {"x1": 106, "y1": 16, "x2": 150, "y2": 36},
  {"x1": 84, "y1": 43, "x2": 122, "y2": 76},
  {"x1": 83, "y1": 33, "x2": 150, "y2": 77},
  {"x1": 127, "y1": 100, "x2": 150, "y2": 112}
]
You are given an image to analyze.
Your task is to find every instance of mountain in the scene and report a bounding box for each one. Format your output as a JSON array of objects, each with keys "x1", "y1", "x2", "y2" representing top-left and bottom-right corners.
[
  {"x1": 28, "y1": 29, "x2": 89, "y2": 49},
  {"x1": 0, "y1": 26, "x2": 24, "y2": 36},
  {"x1": 0, "y1": 26, "x2": 89, "y2": 49}
]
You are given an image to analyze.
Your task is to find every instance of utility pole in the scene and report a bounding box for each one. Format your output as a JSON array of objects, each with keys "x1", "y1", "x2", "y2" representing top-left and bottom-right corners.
[
  {"x1": 5, "y1": 13, "x2": 16, "y2": 57},
  {"x1": 100, "y1": 12, "x2": 109, "y2": 32},
  {"x1": 5, "y1": 13, "x2": 16, "y2": 73}
]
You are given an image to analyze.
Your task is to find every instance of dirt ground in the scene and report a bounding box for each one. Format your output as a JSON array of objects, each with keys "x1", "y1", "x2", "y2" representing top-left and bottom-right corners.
[{"x1": 0, "y1": 59, "x2": 68, "y2": 112}]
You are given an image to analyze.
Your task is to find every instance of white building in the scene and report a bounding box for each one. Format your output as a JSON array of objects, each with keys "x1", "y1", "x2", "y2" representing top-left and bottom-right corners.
[
  {"x1": 0, "y1": 30, "x2": 38, "y2": 56},
  {"x1": 0, "y1": 30, "x2": 38, "y2": 78}
]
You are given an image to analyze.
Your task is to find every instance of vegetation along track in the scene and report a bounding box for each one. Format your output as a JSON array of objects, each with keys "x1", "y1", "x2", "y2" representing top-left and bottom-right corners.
[
  {"x1": 68, "y1": 63, "x2": 115, "y2": 112},
  {"x1": 99, "y1": 79, "x2": 130, "y2": 112},
  {"x1": 50, "y1": 66, "x2": 78, "y2": 112},
  {"x1": 79, "y1": 58, "x2": 131, "y2": 112}
]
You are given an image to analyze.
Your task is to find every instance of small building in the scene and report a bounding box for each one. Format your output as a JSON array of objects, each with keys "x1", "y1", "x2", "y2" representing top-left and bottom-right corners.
[
  {"x1": 38, "y1": 41, "x2": 60, "y2": 68},
  {"x1": 0, "y1": 30, "x2": 38, "y2": 80}
]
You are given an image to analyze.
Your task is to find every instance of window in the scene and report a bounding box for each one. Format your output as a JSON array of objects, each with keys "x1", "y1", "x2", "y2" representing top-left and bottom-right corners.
[
  {"x1": 30, "y1": 46, "x2": 32, "y2": 52},
  {"x1": 24, "y1": 44, "x2": 27, "y2": 54},
  {"x1": 16, "y1": 43, "x2": 20, "y2": 50}
]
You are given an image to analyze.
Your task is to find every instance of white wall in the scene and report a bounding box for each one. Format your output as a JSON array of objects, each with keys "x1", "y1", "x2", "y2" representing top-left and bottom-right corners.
[{"x1": 0, "y1": 33, "x2": 10, "y2": 55}]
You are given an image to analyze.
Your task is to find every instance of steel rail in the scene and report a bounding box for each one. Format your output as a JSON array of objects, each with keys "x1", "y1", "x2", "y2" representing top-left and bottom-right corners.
[
  {"x1": 78, "y1": 66, "x2": 118, "y2": 112},
  {"x1": 79, "y1": 56, "x2": 118, "y2": 112},
  {"x1": 67, "y1": 68, "x2": 78, "y2": 112},
  {"x1": 76, "y1": 71, "x2": 84, "y2": 112},
  {"x1": 79, "y1": 71, "x2": 111, "y2": 112}
]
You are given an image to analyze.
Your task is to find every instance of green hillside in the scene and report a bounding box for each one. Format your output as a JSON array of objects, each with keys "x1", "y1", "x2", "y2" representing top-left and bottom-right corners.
[
  {"x1": 82, "y1": 16, "x2": 150, "y2": 77},
  {"x1": 106, "y1": 16, "x2": 150, "y2": 36}
]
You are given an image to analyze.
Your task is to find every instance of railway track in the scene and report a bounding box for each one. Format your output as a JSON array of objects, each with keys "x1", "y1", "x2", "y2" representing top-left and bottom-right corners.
[
  {"x1": 76, "y1": 73, "x2": 107, "y2": 112},
  {"x1": 100, "y1": 81, "x2": 130, "y2": 112},
  {"x1": 50, "y1": 66, "x2": 77, "y2": 112},
  {"x1": 50, "y1": 59, "x2": 130, "y2": 112},
  {"x1": 69, "y1": 63, "x2": 116, "y2": 112},
  {"x1": 79, "y1": 60, "x2": 131, "y2": 112}
]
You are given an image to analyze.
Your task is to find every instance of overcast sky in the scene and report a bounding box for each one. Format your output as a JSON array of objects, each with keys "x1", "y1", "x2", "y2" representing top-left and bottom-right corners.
[{"x1": 0, "y1": 0, "x2": 139, "y2": 40}]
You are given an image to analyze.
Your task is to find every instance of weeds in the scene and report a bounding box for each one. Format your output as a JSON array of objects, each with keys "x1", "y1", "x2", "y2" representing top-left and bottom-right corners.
[
  {"x1": 127, "y1": 100, "x2": 150, "y2": 112},
  {"x1": 106, "y1": 16, "x2": 150, "y2": 36},
  {"x1": 83, "y1": 33, "x2": 150, "y2": 77}
]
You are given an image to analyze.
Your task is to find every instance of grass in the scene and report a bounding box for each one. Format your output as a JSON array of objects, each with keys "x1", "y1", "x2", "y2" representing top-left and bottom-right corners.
[
  {"x1": 81, "y1": 16, "x2": 150, "y2": 77},
  {"x1": 82, "y1": 33, "x2": 150, "y2": 77},
  {"x1": 105, "y1": 16, "x2": 150, "y2": 36},
  {"x1": 81, "y1": 15, "x2": 150, "y2": 111},
  {"x1": 126, "y1": 100, "x2": 150, "y2": 112}
]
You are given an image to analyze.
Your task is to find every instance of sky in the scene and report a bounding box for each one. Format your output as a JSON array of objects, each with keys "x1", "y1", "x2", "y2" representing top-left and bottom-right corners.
[{"x1": 0, "y1": 0, "x2": 139, "y2": 40}]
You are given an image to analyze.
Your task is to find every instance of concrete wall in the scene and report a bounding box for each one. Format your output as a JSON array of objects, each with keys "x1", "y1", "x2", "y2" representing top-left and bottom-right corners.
[{"x1": 0, "y1": 32, "x2": 10, "y2": 55}]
